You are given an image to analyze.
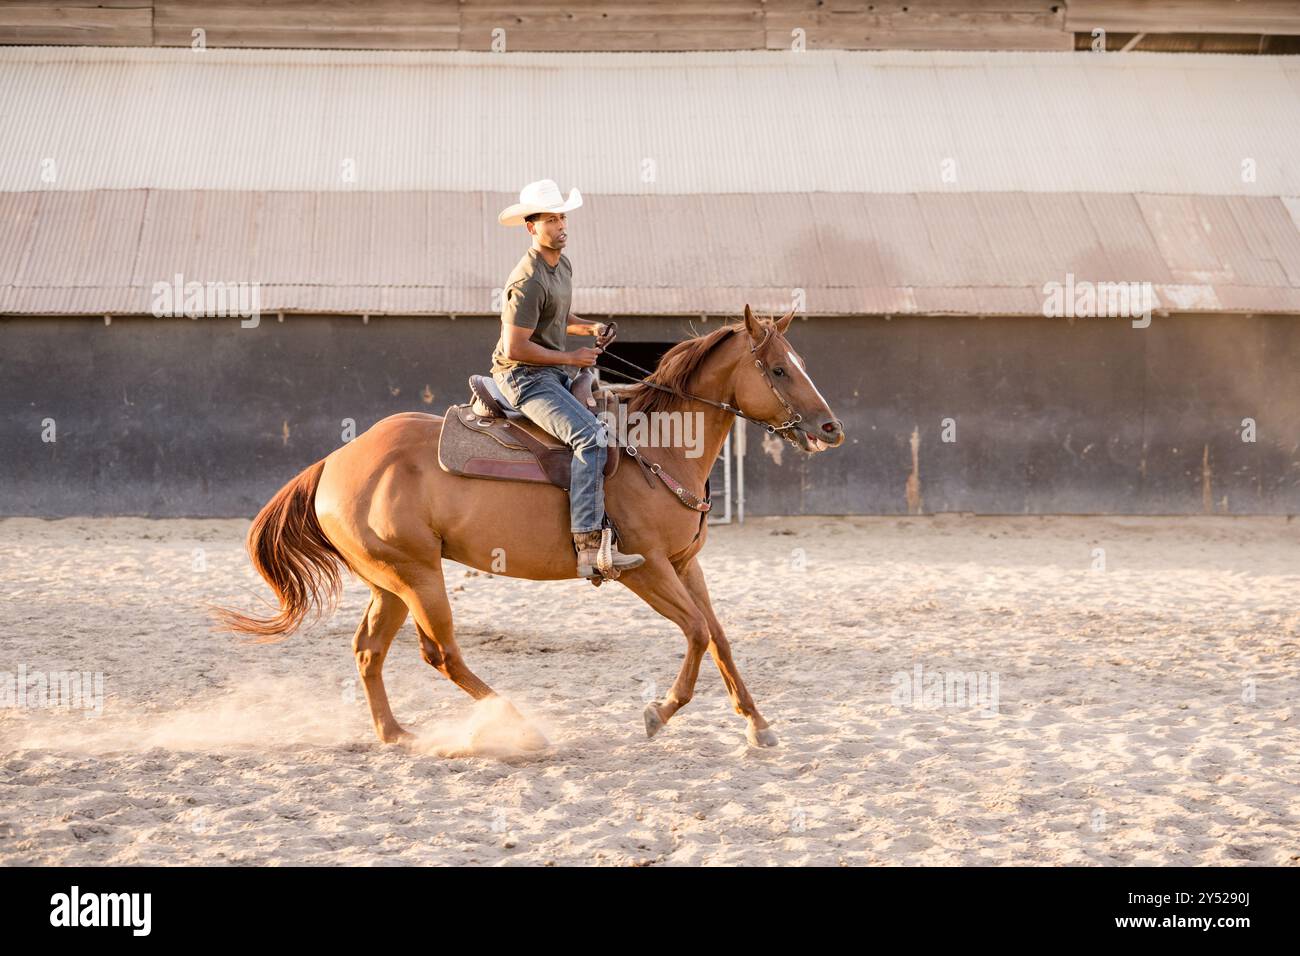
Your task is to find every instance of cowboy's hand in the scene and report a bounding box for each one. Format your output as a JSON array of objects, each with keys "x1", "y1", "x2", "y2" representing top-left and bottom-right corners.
[{"x1": 569, "y1": 346, "x2": 602, "y2": 367}]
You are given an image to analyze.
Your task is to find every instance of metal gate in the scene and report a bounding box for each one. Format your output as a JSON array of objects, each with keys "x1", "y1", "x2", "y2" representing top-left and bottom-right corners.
[{"x1": 707, "y1": 421, "x2": 746, "y2": 525}]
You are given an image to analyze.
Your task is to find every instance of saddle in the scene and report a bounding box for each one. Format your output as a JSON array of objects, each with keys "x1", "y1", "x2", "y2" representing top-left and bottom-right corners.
[{"x1": 438, "y1": 368, "x2": 621, "y2": 489}]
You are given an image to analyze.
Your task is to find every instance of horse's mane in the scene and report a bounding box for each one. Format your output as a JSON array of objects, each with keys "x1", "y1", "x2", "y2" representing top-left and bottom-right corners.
[{"x1": 623, "y1": 322, "x2": 746, "y2": 417}]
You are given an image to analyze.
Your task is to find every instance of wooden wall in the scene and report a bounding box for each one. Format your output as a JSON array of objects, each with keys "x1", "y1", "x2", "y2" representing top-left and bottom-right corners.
[{"x1": 2, "y1": 1, "x2": 1298, "y2": 52}]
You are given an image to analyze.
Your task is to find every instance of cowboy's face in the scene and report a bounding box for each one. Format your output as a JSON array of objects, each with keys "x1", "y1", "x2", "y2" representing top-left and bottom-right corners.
[{"x1": 527, "y1": 212, "x2": 568, "y2": 250}]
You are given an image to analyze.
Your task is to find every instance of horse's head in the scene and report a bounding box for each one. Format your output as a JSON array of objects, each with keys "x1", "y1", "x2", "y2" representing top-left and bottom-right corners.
[{"x1": 732, "y1": 304, "x2": 845, "y2": 454}]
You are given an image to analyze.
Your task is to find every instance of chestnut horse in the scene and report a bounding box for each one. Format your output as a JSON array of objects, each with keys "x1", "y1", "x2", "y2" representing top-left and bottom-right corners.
[{"x1": 216, "y1": 306, "x2": 844, "y2": 748}]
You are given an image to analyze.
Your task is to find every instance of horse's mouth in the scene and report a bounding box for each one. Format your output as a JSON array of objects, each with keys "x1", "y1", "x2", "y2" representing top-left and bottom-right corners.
[{"x1": 790, "y1": 427, "x2": 835, "y2": 455}]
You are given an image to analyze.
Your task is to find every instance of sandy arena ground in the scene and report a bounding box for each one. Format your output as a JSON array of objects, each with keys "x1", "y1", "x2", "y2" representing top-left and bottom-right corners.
[{"x1": 0, "y1": 514, "x2": 1297, "y2": 866}]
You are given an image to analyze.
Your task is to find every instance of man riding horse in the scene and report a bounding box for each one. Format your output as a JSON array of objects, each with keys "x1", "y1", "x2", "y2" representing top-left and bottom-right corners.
[
  {"x1": 217, "y1": 180, "x2": 847, "y2": 750},
  {"x1": 491, "y1": 179, "x2": 645, "y2": 580}
]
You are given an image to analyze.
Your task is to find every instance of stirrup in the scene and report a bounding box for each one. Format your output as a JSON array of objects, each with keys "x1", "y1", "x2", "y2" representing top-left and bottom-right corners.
[
  {"x1": 576, "y1": 528, "x2": 621, "y2": 582},
  {"x1": 596, "y1": 527, "x2": 617, "y2": 578},
  {"x1": 575, "y1": 527, "x2": 642, "y2": 584}
]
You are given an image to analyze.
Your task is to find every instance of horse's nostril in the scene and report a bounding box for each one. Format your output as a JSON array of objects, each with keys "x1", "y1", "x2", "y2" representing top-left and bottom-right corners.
[{"x1": 821, "y1": 421, "x2": 838, "y2": 433}]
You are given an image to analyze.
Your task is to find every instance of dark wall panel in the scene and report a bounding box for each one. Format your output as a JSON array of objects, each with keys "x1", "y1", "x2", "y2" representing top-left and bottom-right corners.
[
  {"x1": 731, "y1": 314, "x2": 1300, "y2": 516},
  {"x1": 1, "y1": 315, "x2": 491, "y2": 517},
  {"x1": 1, "y1": 313, "x2": 1298, "y2": 517}
]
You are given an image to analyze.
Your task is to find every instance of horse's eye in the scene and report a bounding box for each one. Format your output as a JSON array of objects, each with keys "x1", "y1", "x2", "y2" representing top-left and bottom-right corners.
[{"x1": 772, "y1": 367, "x2": 785, "y2": 377}]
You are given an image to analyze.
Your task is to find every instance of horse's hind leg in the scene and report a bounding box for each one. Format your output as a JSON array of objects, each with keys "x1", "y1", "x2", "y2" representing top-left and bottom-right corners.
[
  {"x1": 416, "y1": 623, "x2": 445, "y2": 673},
  {"x1": 353, "y1": 585, "x2": 410, "y2": 743},
  {"x1": 400, "y1": 562, "x2": 494, "y2": 701},
  {"x1": 401, "y1": 559, "x2": 548, "y2": 750}
]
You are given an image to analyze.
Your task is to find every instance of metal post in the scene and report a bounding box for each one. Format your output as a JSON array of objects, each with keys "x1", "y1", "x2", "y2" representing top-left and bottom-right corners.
[
  {"x1": 735, "y1": 420, "x2": 746, "y2": 524},
  {"x1": 708, "y1": 428, "x2": 733, "y2": 525},
  {"x1": 722, "y1": 429, "x2": 732, "y2": 524}
]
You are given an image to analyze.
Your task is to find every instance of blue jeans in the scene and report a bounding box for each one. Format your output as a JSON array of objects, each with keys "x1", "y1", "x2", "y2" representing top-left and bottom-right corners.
[{"x1": 494, "y1": 365, "x2": 607, "y2": 534}]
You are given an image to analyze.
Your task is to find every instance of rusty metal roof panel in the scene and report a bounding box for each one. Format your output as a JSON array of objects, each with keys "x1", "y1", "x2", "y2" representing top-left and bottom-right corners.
[
  {"x1": 573, "y1": 193, "x2": 638, "y2": 287},
  {"x1": 18, "y1": 190, "x2": 146, "y2": 287},
  {"x1": 859, "y1": 194, "x2": 935, "y2": 288},
  {"x1": 1136, "y1": 194, "x2": 1231, "y2": 284},
  {"x1": 0, "y1": 286, "x2": 142, "y2": 315},
  {"x1": 249, "y1": 193, "x2": 320, "y2": 286},
  {"x1": 915, "y1": 193, "x2": 997, "y2": 287},
  {"x1": 137, "y1": 191, "x2": 260, "y2": 286},
  {"x1": 858, "y1": 287, "x2": 920, "y2": 316},
  {"x1": 806, "y1": 193, "x2": 890, "y2": 290},
  {"x1": 144, "y1": 191, "x2": 263, "y2": 285},
  {"x1": 1237, "y1": 196, "x2": 1300, "y2": 288},
  {"x1": 434, "y1": 192, "x2": 492, "y2": 291},
  {"x1": 1190, "y1": 195, "x2": 1289, "y2": 288},
  {"x1": 312, "y1": 193, "x2": 375, "y2": 286},
  {"x1": 696, "y1": 194, "x2": 777, "y2": 288},
  {"x1": 1079, "y1": 193, "x2": 1176, "y2": 284},
  {"x1": 3, "y1": 47, "x2": 1299, "y2": 196},
  {"x1": 1154, "y1": 284, "x2": 1222, "y2": 312},
  {"x1": 584, "y1": 194, "x2": 671, "y2": 288},
  {"x1": 1213, "y1": 285, "x2": 1300, "y2": 313},
  {"x1": 912, "y1": 286, "x2": 983, "y2": 315},
  {"x1": 367, "y1": 192, "x2": 430, "y2": 286},
  {"x1": 976, "y1": 287, "x2": 1046, "y2": 316},
  {"x1": 0, "y1": 192, "x2": 39, "y2": 286},
  {"x1": 971, "y1": 192, "x2": 1055, "y2": 286},
  {"x1": 756, "y1": 193, "x2": 823, "y2": 290},
  {"x1": 8, "y1": 280, "x2": 1299, "y2": 319},
  {"x1": 5, "y1": 189, "x2": 1299, "y2": 317},
  {"x1": 1022, "y1": 192, "x2": 1111, "y2": 282},
  {"x1": 479, "y1": 191, "x2": 522, "y2": 285},
  {"x1": 790, "y1": 288, "x2": 876, "y2": 316},
  {"x1": 646, "y1": 195, "x2": 717, "y2": 290}
]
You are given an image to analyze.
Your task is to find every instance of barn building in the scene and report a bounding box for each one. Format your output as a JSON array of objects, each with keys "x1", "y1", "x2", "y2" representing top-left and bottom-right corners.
[{"x1": 2, "y1": 4, "x2": 1299, "y2": 517}]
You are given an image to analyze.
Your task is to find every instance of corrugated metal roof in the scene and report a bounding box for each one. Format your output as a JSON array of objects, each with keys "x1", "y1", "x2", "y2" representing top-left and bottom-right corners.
[
  {"x1": 1, "y1": 46, "x2": 1298, "y2": 194},
  {"x1": 3, "y1": 189, "x2": 1297, "y2": 316}
]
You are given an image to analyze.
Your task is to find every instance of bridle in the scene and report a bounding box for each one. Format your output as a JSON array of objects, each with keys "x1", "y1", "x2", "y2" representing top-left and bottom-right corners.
[
  {"x1": 598, "y1": 323, "x2": 808, "y2": 448},
  {"x1": 744, "y1": 323, "x2": 807, "y2": 446},
  {"x1": 594, "y1": 322, "x2": 812, "y2": 517}
]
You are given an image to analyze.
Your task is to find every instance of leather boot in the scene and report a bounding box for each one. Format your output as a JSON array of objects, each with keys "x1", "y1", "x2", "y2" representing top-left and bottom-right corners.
[{"x1": 573, "y1": 528, "x2": 645, "y2": 579}]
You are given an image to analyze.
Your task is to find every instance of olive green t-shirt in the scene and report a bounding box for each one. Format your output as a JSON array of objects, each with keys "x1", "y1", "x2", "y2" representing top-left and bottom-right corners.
[{"x1": 490, "y1": 247, "x2": 573, "y2": 375}]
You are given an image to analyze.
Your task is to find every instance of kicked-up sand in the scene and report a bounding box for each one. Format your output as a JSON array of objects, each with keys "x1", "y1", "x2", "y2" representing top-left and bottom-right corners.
[{"x1": 0, "y1": 514, "x2": 1296, "y2": 866}]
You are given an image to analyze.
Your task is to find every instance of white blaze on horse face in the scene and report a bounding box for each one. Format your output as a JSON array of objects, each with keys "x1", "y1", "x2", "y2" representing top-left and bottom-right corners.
[{"x1": 786, "y1": 349, "x2": 830, "y2": 410}]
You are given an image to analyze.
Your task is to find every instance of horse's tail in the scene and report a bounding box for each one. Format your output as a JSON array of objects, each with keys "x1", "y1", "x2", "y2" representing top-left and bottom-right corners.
[{"x1": 213, "y1": 459, "x2": 347, "y2": 642}]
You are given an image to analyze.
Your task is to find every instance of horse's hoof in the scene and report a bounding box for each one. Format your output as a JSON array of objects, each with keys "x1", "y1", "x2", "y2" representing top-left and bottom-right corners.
[
  {"x1": 747, "y1": 725, "x2": 778, "y2": 748},
  {"x1": 643, "y1": 703, "x2": 665, "y2": 739},
  {"x1": 379, "y1": 727, "x2": 412, "y2": 745}
]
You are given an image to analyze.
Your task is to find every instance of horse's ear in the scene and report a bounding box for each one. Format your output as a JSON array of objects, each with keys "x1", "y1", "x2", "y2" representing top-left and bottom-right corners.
[
  {"x1": 743, "y1": 304, "x2": 763, "y2": 342},
  {"x1": 775, "y1": 307, "x2": 795, "y2": 334}
]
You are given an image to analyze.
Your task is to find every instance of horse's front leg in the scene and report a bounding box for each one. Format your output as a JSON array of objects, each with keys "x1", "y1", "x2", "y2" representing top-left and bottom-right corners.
[
  {"x1": 675, "y1": 556, "x2": 776, "y2": 747},
  {"x1": 617, "y1": 556, "x2": 712, "y2": 739}
]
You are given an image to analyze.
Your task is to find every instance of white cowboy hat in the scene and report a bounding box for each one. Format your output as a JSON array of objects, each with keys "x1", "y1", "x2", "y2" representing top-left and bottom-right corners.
[{"x1": 498, "y1": 179, "x2": 583, "y2": 227}]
